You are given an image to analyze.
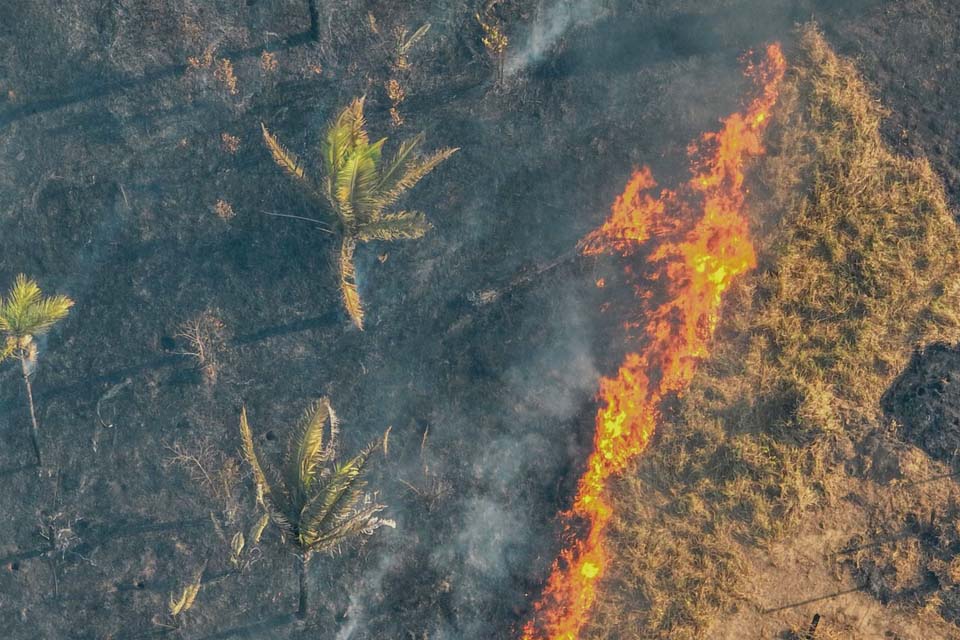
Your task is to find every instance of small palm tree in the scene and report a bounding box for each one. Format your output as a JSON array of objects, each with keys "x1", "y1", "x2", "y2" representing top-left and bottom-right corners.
[
  {"x1": 261, "y1": 97, "x2": 457, "y2": 329},
  {"x1": 0, "y1": 275, "x2": 73, "y2": 467},
  {"x1": 239, "y1": 398, "x2": 394, "y2": 619}
]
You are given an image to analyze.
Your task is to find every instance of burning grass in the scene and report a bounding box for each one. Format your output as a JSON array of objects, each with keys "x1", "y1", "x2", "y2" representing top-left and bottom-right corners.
[{"x1": 583, "y1": 25, "x2": 960, "y2": 639}]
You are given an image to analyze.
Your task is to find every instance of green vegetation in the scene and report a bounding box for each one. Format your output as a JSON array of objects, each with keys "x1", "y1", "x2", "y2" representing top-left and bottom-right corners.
[
  {"x1": 261, "y1": 98, "x2": 457, "y2": 329},
  {"x1": 0, "y1": 275, "x2": 74, "y2": 467},
  {"x1": 238, "y1": 398, "x2": 394, "y2": 619},
  {"x1": 585, "y1": 25, "x2": 960, "y2": 639}
]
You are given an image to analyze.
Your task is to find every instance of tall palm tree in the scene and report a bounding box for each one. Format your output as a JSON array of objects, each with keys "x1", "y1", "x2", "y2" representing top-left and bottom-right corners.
[
  {"x1": 239, "y1": 398, "x2": 394, "y2": 619},
  {"x1": 261, "y1": 97, "x2": 457, "y2": 329},
  {"x1": 0, "y1": 275, "x2": 74, "y2": 466}
]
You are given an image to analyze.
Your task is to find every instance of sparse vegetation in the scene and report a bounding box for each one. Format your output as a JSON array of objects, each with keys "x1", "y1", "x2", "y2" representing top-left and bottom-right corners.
[
  {"x1": 386, "y1": 77, "x2": 406, "y2": 127},
  {"x1": 476, "y1": 8, "x2": 509, "y2": 83},
  {"x1": 220, "y1": 132, "x2": 240, "y2": 154},
  {"x1": 238, "y1": 399, "x2": 395, "y2": 619},
  {"x1": 185, "y1": 44, "x2": 238, "y2": 97},
  {"x1": 0, "y1": 275, "x2": 74, "y2": 467},
  {"x1": 174, "y1": 309, "x2": 227, "y2": 383},
  {"x1": 392, "y1": 23, "x2": 430, "y2": 72},
  {"x1": 261, "y1": 98, "x2": 457, "y2": 329},
  {"x1": 165, "y1": 565, "x2": 203, "y2": 629},
  {"x1": 584, "y1": 25, "x2": 960, "y2": 639},
  {"x1": 259, "y1": 50, "x2": 278, "y2": 73}
]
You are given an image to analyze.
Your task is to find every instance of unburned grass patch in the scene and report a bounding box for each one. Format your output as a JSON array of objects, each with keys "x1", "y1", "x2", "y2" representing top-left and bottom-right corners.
[{"x1": 584, "y1": 24, "x2": 960, "y2": 639}]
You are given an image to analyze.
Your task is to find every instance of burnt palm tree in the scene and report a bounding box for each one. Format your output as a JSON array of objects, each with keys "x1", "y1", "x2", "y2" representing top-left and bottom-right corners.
[
  {"x1": 0, "y1": 275, "x2": 73, "y2": 466},
  {"x1": 239, "y1": 398, "x2": 394, "y2": 619},
  {"x1": 261, "y1": 97, "x2": 457, "y2": 329}
]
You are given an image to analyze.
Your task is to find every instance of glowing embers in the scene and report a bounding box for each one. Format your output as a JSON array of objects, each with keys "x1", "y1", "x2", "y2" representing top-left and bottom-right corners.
[{"x1": 521, "y1": 44, "x2": 786, "y2": 640}]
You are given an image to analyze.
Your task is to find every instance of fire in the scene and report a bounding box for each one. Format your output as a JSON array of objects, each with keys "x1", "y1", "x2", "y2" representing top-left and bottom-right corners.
[{"x1": 522, "y1": 44, "x2": 786, "y2": 640}]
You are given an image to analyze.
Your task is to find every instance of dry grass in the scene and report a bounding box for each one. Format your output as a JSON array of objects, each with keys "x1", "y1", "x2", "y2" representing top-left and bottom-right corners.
[{"x1": 585, "y1": 25, "x2": 960, "y2": 639}]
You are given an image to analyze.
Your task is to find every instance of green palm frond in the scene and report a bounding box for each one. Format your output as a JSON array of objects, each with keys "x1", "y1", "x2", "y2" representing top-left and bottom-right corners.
[
  {"x1": 240, "y1": 407, "x2": 297, "y2": 535},
  {"x1": 8, "y1": 274, "x2": 42, "y2": 312},
  {"x1": 264, "y1": 96, "x2": 456, "y2": 325},
  {"x1": 356, "y1": 211, "x2": 432, "y2": 242},
  {"x1": 375, "y1": 147, "x2": 459, "y2": 212},
  {"x1": 322, "y1": 97, "x2": 368, "y2": 179},
  {"x1": 371, "y1": 134, "x2": 424, "y2": 213},
  {"x1": 334, "y1": 142, "x2": 385, "y2": 228},
  {"x1": 238, "y1": 400, "x2": 390, "y2": 555},
  {"x1": 0, "y1": 275, "x2": 74, "y2": 339},
  {"x1": 341, "y1": 96, "x2": 369, "y2": 151},
  {"x1": 298, "y1": 437, "x2": 384, "y2": 550},
  {"x1": 283, "y1": 399, "x2": 338, "y2": 500}
]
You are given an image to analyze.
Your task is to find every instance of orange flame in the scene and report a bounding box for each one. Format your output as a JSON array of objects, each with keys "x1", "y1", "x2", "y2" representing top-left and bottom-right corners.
[{"x1": 522, "y1": 44, "x2": 786, "y2": 640}]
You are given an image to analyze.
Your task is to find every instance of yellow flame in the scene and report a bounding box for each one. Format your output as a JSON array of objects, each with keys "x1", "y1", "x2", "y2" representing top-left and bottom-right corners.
[{"x1": 522, "y1": 43, "x2": 786, "y2": 640}]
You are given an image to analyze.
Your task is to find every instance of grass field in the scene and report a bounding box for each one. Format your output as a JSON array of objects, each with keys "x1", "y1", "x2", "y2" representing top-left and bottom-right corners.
[{"x1": 585, "y1": 25, "x2": 960, "y2": 639}]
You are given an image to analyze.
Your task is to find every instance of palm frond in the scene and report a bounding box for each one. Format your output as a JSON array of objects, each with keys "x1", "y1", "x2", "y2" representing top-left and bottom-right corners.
[
  {"x1": 298, "y1": 459, "x2": 367, "y2": 547},
  {"x1": 261, "y1": 123, "x2": 324, "y2": 200},
  {"x1": 8, "y1": 274, "x2": 42, "y2": 312},
  {"x1": 239, "y1": 408, "x2": 298, "y2": 535},
  {"x1": 398, "y1": 23, "x2": 431, "y2": 57},
  {"x1": 376, "y1": 147, "x2": 458, "y2": 210},
  {"x1": 239, "y1": 407, "x2": 274, "y2": 501},
  {"x1": 356, "y1": 211, "x2": 432, "y2": 242},
  {"x1": 323, "y1": 98, "x2": 369, "y2": 178},
  {"x1": 340, "y1": 96, "x2": 369, "y2": 151},
  {"x1": 353, "y1": 144, "x2": 386, "y2": 223},
  {"x1": 0, "y1": 275, "x2": 73, "y2": 338},
  {"x1": 322, "y1": 125, "x2": 353, "y2": 187},
  {"x1": 0, "y1": 337, "x2": 14, "y2": 362},
  {"x1": 168, "y1": 572, "x2": 202, "y2": 618},
  {"x1": 28, "y1": 295, "x2": 74, "y2": 335},
  {"x1": 334, "y1": 140, "x2": 388, "y2": 227},
  {"x1": 283, "y1": 398, "x2": 338, "y2": 500},
  {"x1": 250, "y1": 512, "x2": 270, "y2": 545},
  {"x1": 373, "y1": 134, "x2": 424, "y2": 212},
  {"x1": 333, "y1": 149, "x2": 364, "y2": 225},
  {"x1": 308, "y1": 496, "x2": 390, "y2": 553},
  {"x1": 238, "y1": 396, "x2": 390, "y2": 582},
  {"x1": 262, "y1": 123, "x2": 305, "y2": 179},
  {"x1": 339, "y1": 238, "x2": 364, "y2": 330},
  {"x1": 298, "y1": 432, "x2": 386, "y2": 548}
]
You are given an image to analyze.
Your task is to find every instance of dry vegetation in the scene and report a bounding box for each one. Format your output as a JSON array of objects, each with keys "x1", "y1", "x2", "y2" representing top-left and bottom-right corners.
[{"x1": 584, "y1": 25, "x2": 960, "y2": 639}]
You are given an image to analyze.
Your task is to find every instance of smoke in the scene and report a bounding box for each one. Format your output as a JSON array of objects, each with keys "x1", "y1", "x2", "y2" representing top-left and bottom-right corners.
[
  {"x1": 335, "y1": 550, "x2": 402, "y2": 640},
  {"x1": 504, "y1": 0, "x2": 609, "y2": 77}
]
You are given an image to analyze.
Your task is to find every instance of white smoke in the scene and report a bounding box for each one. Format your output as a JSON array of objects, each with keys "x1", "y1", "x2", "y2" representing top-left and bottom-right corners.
[{"x1": 504, "y1": 0, "x2": 609, "y2": 77}]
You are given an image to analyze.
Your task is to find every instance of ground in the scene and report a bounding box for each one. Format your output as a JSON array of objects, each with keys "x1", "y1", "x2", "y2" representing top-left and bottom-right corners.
[{"x1": 0, "y1": 1, "x2": 958, "y2": 639}]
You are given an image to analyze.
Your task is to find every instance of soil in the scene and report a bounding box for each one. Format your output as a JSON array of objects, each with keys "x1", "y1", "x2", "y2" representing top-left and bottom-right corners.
[{"x1": 0, "y1": 1, "x2": 959, "y2": 639}]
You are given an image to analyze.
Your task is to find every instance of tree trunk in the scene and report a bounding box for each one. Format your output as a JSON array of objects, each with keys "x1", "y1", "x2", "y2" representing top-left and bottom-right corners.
[
  {"x1": 21, "y1": 358, "x2": 42, "y2": 467},
  {"x1": 297, "y1": 551, "x2": 312, "y2": 620}
]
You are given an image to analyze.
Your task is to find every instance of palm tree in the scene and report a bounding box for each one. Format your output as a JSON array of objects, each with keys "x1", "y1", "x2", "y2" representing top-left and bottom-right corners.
[
  {"x1": 261, "y1": 97, "x2": 457, "y2": 329},
  {"x1": 238, "y1": 398, "x2": 394, "y2": 619},
  {"x1": 0, "y1": 275, "x2": 73, "y2": 467}
]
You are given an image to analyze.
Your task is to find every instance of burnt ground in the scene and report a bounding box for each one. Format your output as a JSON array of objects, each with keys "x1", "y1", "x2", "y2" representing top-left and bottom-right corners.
[{"x1": 0, "y1": 1, "x2": 958, "y2": 639}]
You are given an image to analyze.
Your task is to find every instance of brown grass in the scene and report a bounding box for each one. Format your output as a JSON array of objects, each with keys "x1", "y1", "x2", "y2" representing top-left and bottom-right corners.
[{"x1": 584, "y1": 24, "x2": 960, "y2": 639}]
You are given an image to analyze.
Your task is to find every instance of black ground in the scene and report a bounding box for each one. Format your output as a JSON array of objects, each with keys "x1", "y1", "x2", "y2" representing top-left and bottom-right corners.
[{"x1": 0, "y1": 1, "x2": 958, "y2": 638}]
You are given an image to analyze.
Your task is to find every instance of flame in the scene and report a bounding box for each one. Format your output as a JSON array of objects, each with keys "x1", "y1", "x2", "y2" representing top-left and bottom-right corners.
[{"x1": 522, "y1": 44, "x2": 786, "y2": 640}]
